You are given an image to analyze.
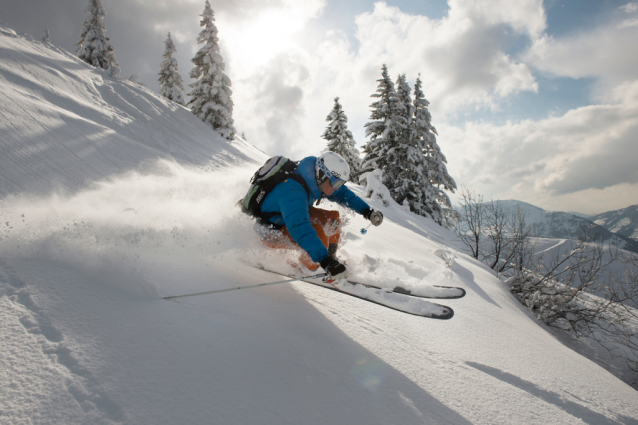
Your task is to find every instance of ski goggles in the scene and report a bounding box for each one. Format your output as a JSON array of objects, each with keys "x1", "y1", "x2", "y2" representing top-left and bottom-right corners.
[{"x1": 316, "y1": 159, "x2": 346, "y2": 190}]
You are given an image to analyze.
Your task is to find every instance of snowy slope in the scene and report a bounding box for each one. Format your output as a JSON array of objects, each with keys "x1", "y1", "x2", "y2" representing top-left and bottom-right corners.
[
  {"x1": 1, "y1": 25, "x2": 638, "y2": 425},
  {"x1": 0, "y1": 25, "x2": 263, "y2": 197},
  {"x1": 592, "y1": 204, "x2": 638, "y2": 242}
]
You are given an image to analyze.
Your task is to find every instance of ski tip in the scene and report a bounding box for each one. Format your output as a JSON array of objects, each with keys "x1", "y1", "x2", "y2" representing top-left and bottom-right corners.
[
  {"x1": 432, "y1": 285, "x2": 467, "y2": 299},
  {"x1": 432, "y1": 309, "x2": 454, "y2": 320}
]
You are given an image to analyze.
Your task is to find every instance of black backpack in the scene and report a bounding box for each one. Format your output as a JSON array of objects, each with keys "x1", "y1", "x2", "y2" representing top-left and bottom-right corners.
[{"x1": 239, "y1": 156, "x2": 310, "y2": 227}]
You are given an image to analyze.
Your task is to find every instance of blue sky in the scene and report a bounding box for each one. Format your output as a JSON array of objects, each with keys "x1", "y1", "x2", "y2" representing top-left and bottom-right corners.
[{"x1": 2, "y1": 0, "x2": 637, "y2": 214}]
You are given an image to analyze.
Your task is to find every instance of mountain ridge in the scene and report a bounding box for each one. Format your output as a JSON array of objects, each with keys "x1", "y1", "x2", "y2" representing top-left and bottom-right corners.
[{"x1": 488, "y1": 200, "x2": 638, "y2": 251}]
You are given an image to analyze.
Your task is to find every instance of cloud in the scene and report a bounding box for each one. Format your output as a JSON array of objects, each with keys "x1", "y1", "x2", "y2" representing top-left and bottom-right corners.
[
  {"x1": 441, "y1": 79, "x2": 638, "y2": 210},
  {"x1": 342, "y1": 1, "x2": 542, "y2": 115},
  {"x1": 235, "y1": 51, "x2": 314, "y2": 156},
  {"x1": 524, "y1": 8, "x2": 638, "y2": 89},
  {"x1": 618, "y1": 2, "x2": 638, "y2": 14}
]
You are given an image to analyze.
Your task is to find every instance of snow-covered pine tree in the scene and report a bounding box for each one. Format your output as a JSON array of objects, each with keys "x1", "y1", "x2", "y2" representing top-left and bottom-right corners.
[
  {"x1": 158, "y1": 32, "x2": 185, "y2": 105},
  {"x1": 322, "y1": 97, "x2": 361, "y2": 183},
  {"x1": 361, "y1": 64, "x2": 405, "y2": 190},
  {"x1": 413, "y1": 75, "x2": 457, "y2": 224},
  {"x1": 76, "y1": 0, "x2": 120, "y2": 77},
  {"x1": 391, "y1": 74, "x2": 433, "y2": 218},
  {"x1": 188, "y1": 1, "x2": 235, "y2": 140},
  {"x1": 42, "y1": 26, "x2": 50, "y2": 43}
]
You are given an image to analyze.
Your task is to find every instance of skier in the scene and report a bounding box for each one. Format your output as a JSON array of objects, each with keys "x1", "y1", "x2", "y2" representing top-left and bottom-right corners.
[{"x1": 256, "y1": 152, "x2": 384, "y2": 281}]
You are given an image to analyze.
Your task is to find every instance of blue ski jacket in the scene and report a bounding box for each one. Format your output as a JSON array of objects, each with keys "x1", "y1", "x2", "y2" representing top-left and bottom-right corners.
[{"x1": 260, "y1": 156, "x2": 370, "y2": 263}]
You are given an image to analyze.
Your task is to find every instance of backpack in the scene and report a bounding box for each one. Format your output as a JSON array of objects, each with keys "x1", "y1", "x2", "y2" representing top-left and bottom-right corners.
[{"x1": 239, "y1": 156, "x2": 310, "y2": 227}]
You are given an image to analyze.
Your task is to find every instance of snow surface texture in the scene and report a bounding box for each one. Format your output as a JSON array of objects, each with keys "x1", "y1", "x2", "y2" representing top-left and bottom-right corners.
[{"x1": 1, "y1": 24, "x2": 638, "y2": 424}]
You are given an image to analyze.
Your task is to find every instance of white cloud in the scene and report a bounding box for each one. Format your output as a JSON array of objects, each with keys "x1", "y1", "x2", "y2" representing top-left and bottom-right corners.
[
  {"x1": 441, "y1": 79, "x2": 638, "y2": 212},
  {"x1": 618, "y1": 2, "x2": 638, "y2": 14},
  {"x1": 345, "y1": 1, "x2": 541, "y2": 115},
  {"x1": 524, "y1": 14, "x2": 638, "y2": 89},
  {"x1": 618, "y1": 18, "x2": 638, "y2": 29},
  {"x1": 448, "y1": 0, "x2": 546, "y2": 38}
]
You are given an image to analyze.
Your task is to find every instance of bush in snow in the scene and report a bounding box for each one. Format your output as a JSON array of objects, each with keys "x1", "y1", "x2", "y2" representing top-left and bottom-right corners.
[
  {"x1": 42, "y1": 26, "x2": 50, "y2": 43},
  {"x1": 158, "y1": 32, "x2": 185, "y2": 105},
  {"x1": 76, "y1": 0, "x2": 120, "y2": 77},
  {"x1": 456, "y1": 189, "x2": 638, "y2": 384},
  {"x1": 359, "y1": 169, "x2": 392, "y2": 207},
  {"x1": 508, "y1": 236, "x2": 638, "y2": 386},
  {"x1": 188, "y1": 0, "x2": 235, "y2": 140},
  {"x1": 321, "y1": 97, "x2": 361, "y2": 182},
  {"x1": 604, "y1": 252, "x2": 638, "y2": 377}
]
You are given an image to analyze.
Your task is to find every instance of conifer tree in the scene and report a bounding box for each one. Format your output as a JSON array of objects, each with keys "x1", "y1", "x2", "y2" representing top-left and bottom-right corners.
[
  {"x1": 188, "y1": 0, "x2": 235, "y2": 140},
  {"x1": 392, "y1": 74, "x2": 432, "y2": 217},
  {"x1": 361, "y1": 64, "x2": 405, "y2": 190},
  {"x1": 322, "y1": 97, "x2": 361, "y2": 183},
  {"x1": 76, "y1": 0, "x2": 120, "y2": 77},
  {"x1": 413, "y1": 76, "x2": 457, "y2": 224},
  {"x1": 158, "y1": 32, "x2": 185, "y2": 105},
  {"x1": 42, "y1": 26, "x2": 50, "y2": 43},
  {"x1": 395, "y1": 74, "x2": 414, "y2": 145}
]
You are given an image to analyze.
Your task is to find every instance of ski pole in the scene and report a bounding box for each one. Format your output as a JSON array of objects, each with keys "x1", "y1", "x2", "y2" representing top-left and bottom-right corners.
[
  {"x1": 163, "y1": 273, "x2": 327, "y2": 300},
  {"x1": 360, "y1": 223, "x2": 372, "y2": 234}
]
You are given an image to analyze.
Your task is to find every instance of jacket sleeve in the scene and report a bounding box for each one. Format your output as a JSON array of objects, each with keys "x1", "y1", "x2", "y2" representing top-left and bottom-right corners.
[
  {"x1": 274, "y1": 180, "x2": 330, "y2": 263},
  {"x1": 328, "y1": 185, "x2": 370, "y2": 214}
]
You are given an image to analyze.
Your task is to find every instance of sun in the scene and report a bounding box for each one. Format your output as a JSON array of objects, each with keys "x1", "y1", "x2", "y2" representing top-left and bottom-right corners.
[{"x1": 222, "y1": 7, "x2": 314, "y2": 75}]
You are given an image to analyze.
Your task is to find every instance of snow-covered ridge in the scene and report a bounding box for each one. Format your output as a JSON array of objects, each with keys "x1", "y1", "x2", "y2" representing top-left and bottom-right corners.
[
  {"x1": 493, "y1": 200, "x2": 638, "y2": 251},
  {"x1": 1, "y1": 24, "x2": 637, "y2": 424},
  {"x1": 592, "y1": 204, "x2": 638, "y2": 242},
  {"x1": 0, "y1": 24, "x2": 262, "y2": 198}
]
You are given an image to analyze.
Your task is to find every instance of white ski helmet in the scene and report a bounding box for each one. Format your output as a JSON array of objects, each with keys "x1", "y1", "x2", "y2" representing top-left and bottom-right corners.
[{"x1": 315, "y1": 151, "x2": 350, "y2": 189}]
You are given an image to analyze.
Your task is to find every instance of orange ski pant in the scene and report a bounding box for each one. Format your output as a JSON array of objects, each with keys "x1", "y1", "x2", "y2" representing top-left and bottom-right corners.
[{"x1": 262, "y1": 207, "x2": 341, "y2": 270}]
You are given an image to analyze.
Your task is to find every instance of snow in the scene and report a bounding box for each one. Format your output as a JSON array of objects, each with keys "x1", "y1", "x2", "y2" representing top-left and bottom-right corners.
[{"x1": 1, "y1": 24, "x2": 638, "y2": 424}]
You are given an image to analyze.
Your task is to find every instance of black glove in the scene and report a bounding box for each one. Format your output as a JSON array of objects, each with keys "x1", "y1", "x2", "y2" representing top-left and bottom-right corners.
[
  {"x1": 320, "y1": 256, "x2": 348, "y2": 280},
  {"x1": 362, "y1": 208, "x2": 383, "y2": 226}
]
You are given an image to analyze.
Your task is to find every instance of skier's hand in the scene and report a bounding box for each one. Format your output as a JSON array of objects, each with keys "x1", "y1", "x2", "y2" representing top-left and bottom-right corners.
[
  {"x1": 320, "y1": 256, "x2": 348, "y2": 281},
  {"x1": 363, "y1": 208, "x2": 383, "y2": 226}
]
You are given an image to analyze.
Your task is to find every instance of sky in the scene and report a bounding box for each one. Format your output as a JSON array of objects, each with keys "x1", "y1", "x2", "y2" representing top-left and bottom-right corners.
[{"x1": 1, "y1": 0, "x2": 637, "y2": 215}]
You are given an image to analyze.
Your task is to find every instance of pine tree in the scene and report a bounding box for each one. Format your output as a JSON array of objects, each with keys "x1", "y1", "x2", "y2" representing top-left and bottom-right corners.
[
  {"x1": 158, "y1": 32, "x2": 185, "y2": 105},
  {"x1": 361, "y1": 64, "x2": 405, "y2": 192},
  {"x1": 188, "y1": 0, "x2": 235, "y2": 140},
  {"x1": 322, "y1": 97, "x2": 361, "y2": 183},
  {"x1": 413, "y1": 76, "x2": 457, "y2": 224},
  {"x1": 76, "y1": 0, "x2": 120, "y2": 77},
  {"x1": 395, "y1": 74, "x2": 414, "y2": 144},
  {"x1": 392, "y1": 74, "x2": 432, "y2": 216},
  {"x1": 42, "y1": 26, "x2": 50, "y2": 43}
]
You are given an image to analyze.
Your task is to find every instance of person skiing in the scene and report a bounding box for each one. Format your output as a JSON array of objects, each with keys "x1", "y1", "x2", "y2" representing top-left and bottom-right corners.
[{"x1": 253, "y1": 152, "x2": 383, "y2": 281}]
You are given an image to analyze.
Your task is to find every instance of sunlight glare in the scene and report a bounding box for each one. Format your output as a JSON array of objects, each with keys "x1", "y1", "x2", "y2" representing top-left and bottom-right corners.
[{"x1": 224, "y1": 8, "x2": 314, "y2": 75}]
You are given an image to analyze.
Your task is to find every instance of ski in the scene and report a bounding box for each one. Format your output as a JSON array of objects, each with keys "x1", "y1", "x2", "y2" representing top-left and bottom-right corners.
[
  {"x1": 346, "y1": 279, "x2": 465, "y2": 299},
  {"x1": 252, "y1": 265, "x2": 454, "y2": 320}
]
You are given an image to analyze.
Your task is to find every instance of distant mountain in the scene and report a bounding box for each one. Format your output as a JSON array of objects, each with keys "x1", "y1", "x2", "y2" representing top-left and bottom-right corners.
[
  {"x1": 492, "y1": 200, "x2": 638, "y2": 252},
  {"x1": 591, "y1": 204, "x2": 638, "y2": 242},
  {"x1": 567, "y1": 211, "x2": 594, "y2": 219}
]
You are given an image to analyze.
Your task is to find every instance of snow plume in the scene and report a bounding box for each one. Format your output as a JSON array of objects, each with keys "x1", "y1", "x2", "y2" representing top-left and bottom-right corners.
[{"x1": 0, "y1": 160, "x2": 258, "y2": 298}]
